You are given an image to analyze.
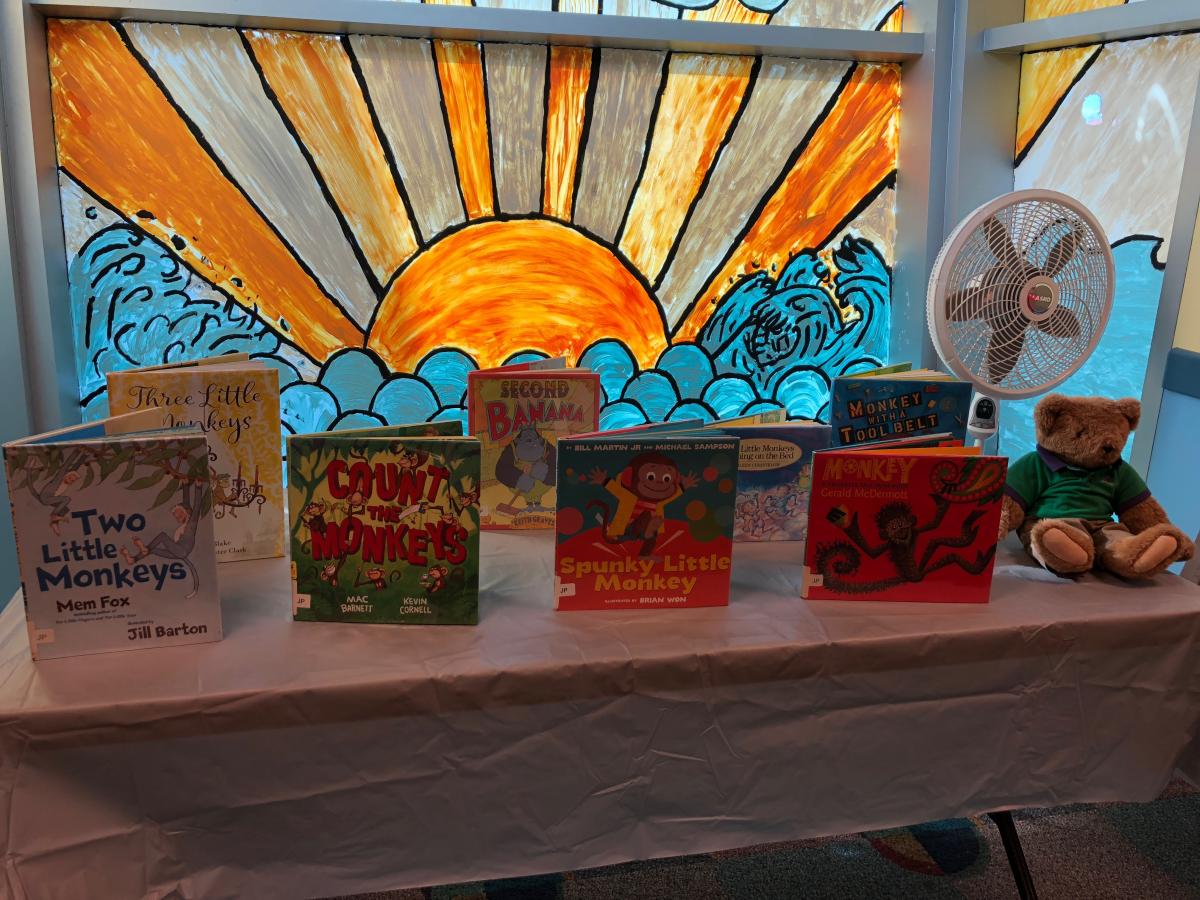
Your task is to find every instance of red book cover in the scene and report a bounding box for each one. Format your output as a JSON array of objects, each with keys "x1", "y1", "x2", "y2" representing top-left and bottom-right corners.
[
  {"x1": 802, "y1": 449, "x2": 1008, "y2": 603},
  {"x1": 554, "y1": 435, "x2": 739, "y2": 610},
  {"x1": 467, "y1": 368, "x2": 600, "y2": 529}
]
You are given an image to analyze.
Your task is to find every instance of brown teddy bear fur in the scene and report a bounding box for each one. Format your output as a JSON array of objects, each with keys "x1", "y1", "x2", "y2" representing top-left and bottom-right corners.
[{"x1": 998, "y1": 394, "x2": 1194, "y2": 578}]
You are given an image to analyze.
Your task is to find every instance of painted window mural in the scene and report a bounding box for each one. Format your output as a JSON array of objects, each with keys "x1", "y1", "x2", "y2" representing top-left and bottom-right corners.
[
  {"x1": 1009, "y1": 19, "x2": 1200, "y2": 456},
  {"x1": 48, "y1": 13, "x2": 900, "y2": 440},
  {"x1": 394, "y1": 0, "x2": 899, "y2": 28}
]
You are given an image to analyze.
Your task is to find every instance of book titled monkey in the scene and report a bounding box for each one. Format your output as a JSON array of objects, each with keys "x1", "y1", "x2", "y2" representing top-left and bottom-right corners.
[
  {"x1": 802, "y1": 444, "x2": 1008, "y2": 603},
  {"x1": 106, "y1": 353, "x2": 282, "y2": 561},
  {"x1": 554, "y1": 435, "x2": 739, "y2": 610},
  {"x1": 287, "y1": 422, "x2": 480, "y2": 625},
  {"x1": 467, "y1": 364, "x2": 600, "y2": 530},
  {"x1": 3, "y1": 410, "x2": 221, "y2": 659}
]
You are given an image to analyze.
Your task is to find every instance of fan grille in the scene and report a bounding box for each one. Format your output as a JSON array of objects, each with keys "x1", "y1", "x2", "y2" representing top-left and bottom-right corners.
[{"x1": 930, "y1": 192, "x2": 1113, "y2": 398}]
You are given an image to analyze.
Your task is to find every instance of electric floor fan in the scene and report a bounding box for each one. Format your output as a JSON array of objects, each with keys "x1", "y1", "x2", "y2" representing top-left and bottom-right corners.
[{"x1": 927, "y1": 189, "x2": 1116, "y2": 446}]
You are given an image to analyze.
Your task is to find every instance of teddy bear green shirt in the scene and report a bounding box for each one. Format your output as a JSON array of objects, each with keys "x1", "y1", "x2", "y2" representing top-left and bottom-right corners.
[{"x1": 1004, "y1": 446, "x2": 1151, "y2": 521}]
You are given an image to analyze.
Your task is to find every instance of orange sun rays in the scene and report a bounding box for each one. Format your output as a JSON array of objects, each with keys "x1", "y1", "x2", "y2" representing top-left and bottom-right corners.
[
  {"x1": 435, "y1": 40, "x2": 496, "y2": 219},
  {"x1": 48, "y1": 19, "x2": 363, "y2": 362},
  {"x1": 244, "y1": 29, "x2": 419, "y2": 283},
  {"x1": 676, "y1": 62, "x2": 901, "y2": 341},
  {"x1": 619, "y1": 53, "x2": 754, "y2": 284},
  {"x1": 543, "y1": 46, "x2": 593, "y2": 220}
]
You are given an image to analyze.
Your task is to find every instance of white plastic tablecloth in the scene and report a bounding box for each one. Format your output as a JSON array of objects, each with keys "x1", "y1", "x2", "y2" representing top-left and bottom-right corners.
[{"x1": 1, "y1": 533, "x2": 1199, "y2": 899}]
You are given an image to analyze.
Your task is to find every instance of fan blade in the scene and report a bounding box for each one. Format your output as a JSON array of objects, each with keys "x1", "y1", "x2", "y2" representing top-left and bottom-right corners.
[
  {"x1": 1035, "y1": 306, "x2": 1081, "y2": 339},
  {"x1": 985, "y1": 328, "x2": 1027, "y2": 382},
  {"x1": 945, "y1": 265, "x2": 1021, "y2": 323},
  {"x1": 1041, "y1": 224, "x2": 1084, "y2": 278},
  {"x1": 983, "y1": 216, "x2": 1023, "y2": 270}
]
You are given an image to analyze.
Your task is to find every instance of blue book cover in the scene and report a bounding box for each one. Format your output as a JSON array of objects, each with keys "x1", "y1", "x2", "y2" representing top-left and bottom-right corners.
[
  {"x1": 829, "y1": 378, "x2": 971, "y2": 447},
  {"x1": 720, "y1": 424, "x2": 831, "y2": 542}
]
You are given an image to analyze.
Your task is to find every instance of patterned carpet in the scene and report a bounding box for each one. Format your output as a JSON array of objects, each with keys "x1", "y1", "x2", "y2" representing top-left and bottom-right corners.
[{"x1": 334, "y1": 782, "x2": 1200, "y2": 899}]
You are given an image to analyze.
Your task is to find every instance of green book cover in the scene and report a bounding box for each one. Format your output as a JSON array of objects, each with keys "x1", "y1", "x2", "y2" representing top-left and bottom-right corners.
[{"x1": 287, "y1": 434, "x2": 480, "y2": 625}]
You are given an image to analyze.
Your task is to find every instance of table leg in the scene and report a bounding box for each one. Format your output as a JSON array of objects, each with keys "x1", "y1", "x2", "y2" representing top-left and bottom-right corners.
[{"x1": 987, "y1": 811, "x2": 1039, "y2": 900}]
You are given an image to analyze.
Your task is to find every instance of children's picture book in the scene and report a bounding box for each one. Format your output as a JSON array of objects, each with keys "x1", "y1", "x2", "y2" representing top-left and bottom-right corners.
[
  {"x1": 467, "y1": 366, "x2": 600, "y2": 530},
  {"x1": 554, "y1": 435, "x2": 739, "y2": 610},
  {"x1": 3, "y1": 411, "x2": 221, "y2": 659},
  {"x1": 829, "y1": 371, "x2": 972, "y2": 447},
  {"x1": 802, "y1": 445, "x2": 1007, "y2": 603},
  {"x1": 107, "y1": 355, "x2": 283, "y2": 561},
  {"x1": 287, "y1": 430, "x2": 481, "y2": 625},
  {"x1": 716, "y1": 423, "x2": 831, "y2": 542}
]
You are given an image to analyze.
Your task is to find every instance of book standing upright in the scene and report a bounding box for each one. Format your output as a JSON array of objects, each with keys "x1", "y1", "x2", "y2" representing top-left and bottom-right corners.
[
  {"x1": 554, "y1": 433, "x2": 739, "y2": 610},
  {"x1": 4, "y1": 410, "x2": 221, "y2": 659},
  {"x1": 467, "y1": 364, "x2": 600, "y2": 529},
  {"x1": 106, "y1": 355, "x2": 283, "y2": 560},
  {"x1": 287, "y1": 424, "x2": 481, "y2": 624},
  {"x1": 803, "y1": 442, "x2": 1007, "y2": 603}
]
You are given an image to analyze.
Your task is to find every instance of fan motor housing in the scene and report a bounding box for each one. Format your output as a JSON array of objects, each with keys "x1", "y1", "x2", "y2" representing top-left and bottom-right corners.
[{"x1": 1020, "y1": 277, "x2": 1059, "y2": 322}]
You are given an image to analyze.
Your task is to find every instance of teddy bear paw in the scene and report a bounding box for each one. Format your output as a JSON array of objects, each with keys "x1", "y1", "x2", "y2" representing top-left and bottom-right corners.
[
  {"x1": 1030, "y1": 520, "x2": 1094, "y2": 574},
  {"x1": 1104, "y1": 524, "x2": 1187, "y2": 578},
  {"x1": 1132, "y1": 534, "x2": 1179, "y2": 574}
]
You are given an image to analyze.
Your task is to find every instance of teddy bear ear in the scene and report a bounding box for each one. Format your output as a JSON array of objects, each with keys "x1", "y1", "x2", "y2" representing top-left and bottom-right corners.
[
  {"x1": 1034, "y1": 394, "x2": 1070, "y2": 434},
  {"x1": 1115, "y1": 398, "x2": 1141, "y2": 430}
]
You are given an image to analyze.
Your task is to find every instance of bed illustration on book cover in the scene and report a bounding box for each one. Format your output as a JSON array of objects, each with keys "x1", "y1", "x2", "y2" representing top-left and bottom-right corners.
[
  {"x1": 287, "y1": 435, "x2": 480, "y2": 624},
  {"x1": 468, "y1": 370, "x2": 599, "y2": 530},
  {"x1": 5, "y1": 432, "x2": 220, "y2": 659},
  {"x1": 721, "y1": 424, "x2": 831, "y2": 542},
  {"x1": 803, "y1": 452, "x2": 1008, "y2": 602},
  {"x1": 554, "y1": 437, "x2": 737, "y2": 610}
]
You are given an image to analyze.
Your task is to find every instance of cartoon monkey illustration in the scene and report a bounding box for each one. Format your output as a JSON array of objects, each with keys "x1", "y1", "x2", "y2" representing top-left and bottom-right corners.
[
  {"x1": 815, "y1": 496, "x2": 993, "y2": 594},
  {"x1": 299, "y1": 500, "x2": 328, "y2": 553},
  {"x1": 28, "y1": 449, "x2": 89, "y2": 535},
  {"x1": 495, "y1": 426, "x2": 556, "y2": 516},
  {"x1": 586, "y1": 453, "x2": 699, "y2": 556},
  {"x1": 420, "y1": 564, "x2": 449, "y2": 594},
  {"x1": 316, "y1": 554, "x2": 347, "y2": 585},
  {"x1": 120, "y1": 479, "x2": 205, "y2": 598},
  {"x1": 354, "y1": 566, "x2": 401, "y2": 592}
]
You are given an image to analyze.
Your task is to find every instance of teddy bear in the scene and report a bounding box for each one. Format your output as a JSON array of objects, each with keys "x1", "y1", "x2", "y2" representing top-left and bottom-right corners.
[{"x1": 998, "y1": 394, "x2": 1194, "y2": 578}]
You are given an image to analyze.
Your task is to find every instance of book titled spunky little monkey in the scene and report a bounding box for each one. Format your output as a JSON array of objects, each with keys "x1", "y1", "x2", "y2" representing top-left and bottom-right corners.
[
  {"x1": 107, "y1": 356, "x2": 282, "y2": 561},
  {"x1": 467, "y1": 367, "x2": 599, "y2": 530},
  {"x1": 4, "y1": 411, "x2": 221, "y2": 659},
  {"x1": 287, "y1": 431, "x2": 480, "y2": 624},
  {"x1": 554, "y1": 435, "x2": 738, "y2": 610}
]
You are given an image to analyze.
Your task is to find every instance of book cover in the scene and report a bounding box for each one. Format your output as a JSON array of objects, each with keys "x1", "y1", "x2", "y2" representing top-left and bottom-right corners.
[
  {"x1": 802, "y1": 448, "x2": 1008, "y2": 603},
  {"x1": 107, "y1": 359, "x2": 283, "y2": 561},
  {"x1": 554, "y1": 435, "x2": 738, "y2": 610},
  {"x1": 720, "y1": 423, "x2": 831, "y2": 542},
  {"x1": 468, "y1": 369, "x2": 600, "y2": 530},
  {"x1": 287, "y1": 434, "x2": 481, "y2": 624},
  {"x1": 4, "y1": 422, "x2": 221, "y2": 659},
  {"x1": 829, "y1": 377, "x2": 972, "y2": 447}
]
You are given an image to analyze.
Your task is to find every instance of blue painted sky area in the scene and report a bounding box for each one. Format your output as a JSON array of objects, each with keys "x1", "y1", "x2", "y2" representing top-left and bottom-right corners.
[{"x1": 1000, "y1": 237, "x2": 1164, "y2": 460}]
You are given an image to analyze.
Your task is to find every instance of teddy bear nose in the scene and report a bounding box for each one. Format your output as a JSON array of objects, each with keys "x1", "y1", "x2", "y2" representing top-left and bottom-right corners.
[{"x1": 1102, "y1": 443, "x2": 1116, "y2": 454}]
